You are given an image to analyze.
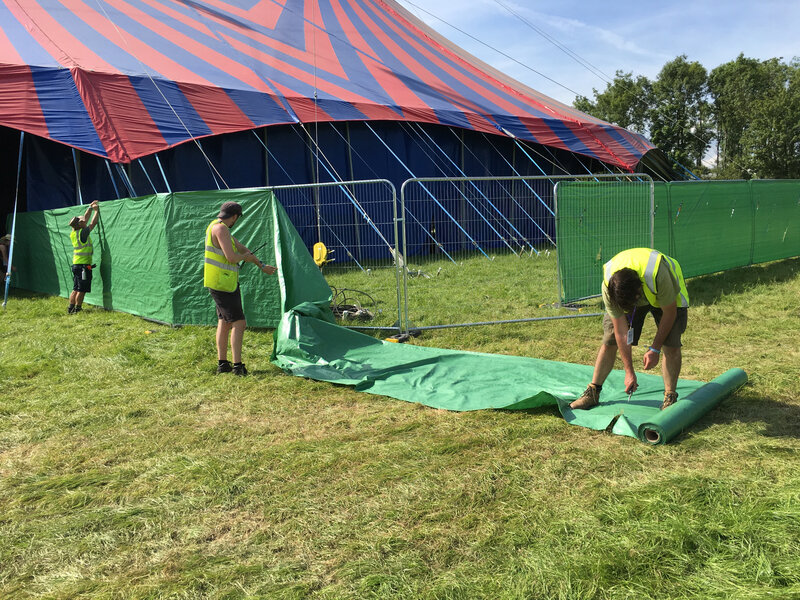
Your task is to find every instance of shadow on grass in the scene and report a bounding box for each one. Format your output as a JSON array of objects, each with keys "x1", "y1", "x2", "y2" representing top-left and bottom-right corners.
[
  {"x1": 688, "y1": 256, "x2": 800, "y2": 306},
  {"x1": 701, "y1": 389, "x2": 800, "y2": 441}
]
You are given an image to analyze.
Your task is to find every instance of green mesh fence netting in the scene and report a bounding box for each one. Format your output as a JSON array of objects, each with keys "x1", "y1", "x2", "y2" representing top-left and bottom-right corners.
[
  {"x1": 558, "y1": 179, "x2": 800, "y2": 302},
  {"x1": 555, "y1": 180, "x2": 652, "y2": 302}
]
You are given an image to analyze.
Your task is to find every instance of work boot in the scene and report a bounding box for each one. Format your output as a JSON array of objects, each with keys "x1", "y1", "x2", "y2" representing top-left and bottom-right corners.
[
  {"x1": 232, "y1": 362, "x2": 248, "y2": 377},
  {"x1": 570, "y1": 384, "x2": 601, "y2": 410},
  {"x1": 216, "y1": 360, "x2": 232, "y2": 374},
  {"x1": 661, "y1": 391, "x2": 678, "y2": 410}
]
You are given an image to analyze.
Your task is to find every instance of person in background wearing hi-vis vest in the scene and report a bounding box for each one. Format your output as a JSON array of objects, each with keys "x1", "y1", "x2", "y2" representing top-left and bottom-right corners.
[
  {"x1": 205, "y1": 201, "x2": 277, "y2": 376},
  {"x1": 570, "y1": 248, "x2": 690, "y2": 411},
  {"x1": 67, "y1": 200, "x2": 100, "y2": 314}
]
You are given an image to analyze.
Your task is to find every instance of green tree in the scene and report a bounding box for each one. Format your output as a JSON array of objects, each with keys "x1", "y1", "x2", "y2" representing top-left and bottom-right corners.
[
  {"x1": 574, "y1": 71, "x2": 653, "y2": 134},
  {"x1": 649, "y1": 55, "x2": 712, "y2": 171},
  {"x1": 710, "y1": 55, "x2": 800, "y2": 178}
]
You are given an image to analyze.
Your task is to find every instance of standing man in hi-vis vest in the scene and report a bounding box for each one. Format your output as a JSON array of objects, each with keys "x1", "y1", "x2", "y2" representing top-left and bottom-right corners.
[
  {"x1": 570, "y1": 248, "x2": 690, "y2": 411},
  {"x1": 67, "y1": 200, "x2": 100, "y2": 314},
  {"x1": 205, "y1": 201, "x2": 277, "y2": 376}
]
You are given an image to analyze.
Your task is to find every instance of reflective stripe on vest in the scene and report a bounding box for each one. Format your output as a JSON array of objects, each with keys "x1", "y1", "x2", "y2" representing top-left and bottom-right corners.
[
  {"x1": 203, "y1": 219, "x2": 239, "y2": 292},
  {"x1": 70, "y1": 228, "x2": 93, "y2": 265},
  {"x1": 604, "y1": 248, "x2": 689, "y2": 308}
]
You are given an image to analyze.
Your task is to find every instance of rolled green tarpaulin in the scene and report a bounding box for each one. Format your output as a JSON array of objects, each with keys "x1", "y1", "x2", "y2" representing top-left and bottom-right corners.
[{"x1": 637, "y1": 368, "x2": 748, "y2": 445}]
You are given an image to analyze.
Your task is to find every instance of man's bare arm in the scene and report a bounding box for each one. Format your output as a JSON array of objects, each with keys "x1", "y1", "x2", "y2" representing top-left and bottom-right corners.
[{"x1": 212, "y1": 224, "x2": 253, "y2": 264}]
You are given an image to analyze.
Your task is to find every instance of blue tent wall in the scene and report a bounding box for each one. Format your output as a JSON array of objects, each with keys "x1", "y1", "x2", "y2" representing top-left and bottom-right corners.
[{"x1": 4, "y1": 121, "x2": 585, "y2": 260}]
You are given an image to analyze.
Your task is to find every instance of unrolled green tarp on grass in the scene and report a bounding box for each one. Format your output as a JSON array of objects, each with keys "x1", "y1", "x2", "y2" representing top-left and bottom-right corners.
[{"x1": 271, "y1": 304, "x2": 746, "y2": 445}]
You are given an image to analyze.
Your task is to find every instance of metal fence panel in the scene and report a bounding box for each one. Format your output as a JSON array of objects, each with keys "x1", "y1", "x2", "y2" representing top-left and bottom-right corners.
[
  {"x1": 270, "y1": 180, "x2": 402, "y2": 330},
  {"x1": 555, "y1": 177, "x2": 654, "y2": 303},
  {"x1": 397, "y1": 175, "x2": 649, "y2": 330}
]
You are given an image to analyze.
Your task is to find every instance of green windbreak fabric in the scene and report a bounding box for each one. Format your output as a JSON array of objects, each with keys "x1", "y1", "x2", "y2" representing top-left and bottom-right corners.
[
  {"x1": 271, "y1": 303, "x2": 746, "y2": 444},
  {"x1": 558, "y1": 179, "x2": 800, "y2": 302},
  {"x1": 10, "y1": 195, "x2": 173, "y2": 322},
  {"x1": 9, "y1": 188, "x2": 328, "y2": 327},
  {"x1": 653, "y1": 180, "x2": 800, "y2": 278},
  {"x1": 555, "y1": 180, "x2": 652, "y2": 302},
  {"x1": 751, "y1": 181, "x2": 800, "y2": 264}
]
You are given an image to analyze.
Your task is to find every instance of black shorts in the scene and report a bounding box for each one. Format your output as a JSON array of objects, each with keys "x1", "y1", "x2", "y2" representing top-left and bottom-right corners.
[
  {"x1": 71, "y1": 264, "x2": 92, "y2": 293},
  {"x1": 602, "y1": 305, "x2": 688, "y2": 348},
  {"x1": 209, "y1": 286, "x2": 245, "y2": 322}
]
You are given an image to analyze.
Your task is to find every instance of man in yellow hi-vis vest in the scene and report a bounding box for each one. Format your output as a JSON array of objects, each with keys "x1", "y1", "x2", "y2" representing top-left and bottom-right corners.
[
  {"x1": 67, "y1": 200, "x2": 100, "y2": 314},
  {"x1": 570, "y1": 248, "x2": 690, "y2": 411},
  {"x1": 205, "y1": 201, "x2": 277, "y2": 376}
]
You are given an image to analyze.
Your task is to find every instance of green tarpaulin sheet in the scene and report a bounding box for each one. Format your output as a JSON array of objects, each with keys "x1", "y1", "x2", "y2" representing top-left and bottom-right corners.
[
  {"x1": 271, "y1": 305, "x2": 746, "y2": 445},
  {"x1": 8, "y1": 189, "x2": 330, "y2": 328}
]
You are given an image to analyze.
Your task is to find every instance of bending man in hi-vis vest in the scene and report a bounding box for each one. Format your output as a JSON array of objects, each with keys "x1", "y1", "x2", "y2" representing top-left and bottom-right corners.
[
  {"x1": 204, "y1": 201, "x2": 277, "y2": 376},
  {"x1": 67, "y1": 200, "x2": 100, "y2": 314},
  {"x1": 570, "y1": 248, "x2": 690, "y2": 411}
]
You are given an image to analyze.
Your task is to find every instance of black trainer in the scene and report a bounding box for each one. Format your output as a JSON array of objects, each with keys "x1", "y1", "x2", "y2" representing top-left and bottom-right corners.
[
  {"x1": 232, "y1": 362, "x2": 248, "y2": 376},
  {"x1": 216, "y1": 360, "x2": 232, "y2": 374}
]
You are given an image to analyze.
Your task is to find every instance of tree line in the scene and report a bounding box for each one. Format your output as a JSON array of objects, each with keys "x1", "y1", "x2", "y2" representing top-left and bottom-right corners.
[{"x1": 573, "y1": 54, "x2": 800, "y2": 179}]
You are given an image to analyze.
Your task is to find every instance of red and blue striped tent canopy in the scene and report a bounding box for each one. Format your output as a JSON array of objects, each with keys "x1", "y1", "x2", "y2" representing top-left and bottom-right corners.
[{"x1": 0, "y1": 0, "x2": 655, "y2": 170}]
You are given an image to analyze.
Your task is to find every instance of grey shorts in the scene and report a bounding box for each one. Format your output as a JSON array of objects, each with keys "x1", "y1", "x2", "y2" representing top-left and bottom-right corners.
[{"x1": 602, "y1": 306, "x2": 688, "y2": 348}]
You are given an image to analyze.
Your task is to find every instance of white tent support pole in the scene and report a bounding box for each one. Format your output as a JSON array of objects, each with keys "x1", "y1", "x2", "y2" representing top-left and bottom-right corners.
[
  {"x1": 72, "y1": 148, "x2": 83, "y2": 205},
  {"x1": 154, "y1": 153, "x2": 171, "y2": 193},
  {"x1": 3, "y1": 132, "x2": 24, "y2": 308}
]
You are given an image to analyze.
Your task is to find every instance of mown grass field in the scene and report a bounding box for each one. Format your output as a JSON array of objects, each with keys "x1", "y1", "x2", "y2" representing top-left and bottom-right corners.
[{"x1": 1, "y1": 254, "x2": 799, "y2": 599}]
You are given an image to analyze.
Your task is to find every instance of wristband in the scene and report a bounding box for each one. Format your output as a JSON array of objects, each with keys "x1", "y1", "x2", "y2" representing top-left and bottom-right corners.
[{"x1": 648, "y1": 346, "x2": 661, "y2": 354}]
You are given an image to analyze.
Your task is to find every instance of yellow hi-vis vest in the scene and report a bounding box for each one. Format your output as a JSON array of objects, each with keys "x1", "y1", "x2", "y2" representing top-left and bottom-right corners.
[
  {"x1": 204, "y1": 219, "x2": 240, "y2": 292},
  {"x1": 604, "y1": 248, "x2": 689, "y2": 308},
  {"x1": 70, "y1": 228, "x2": 93, "y2": 265}
]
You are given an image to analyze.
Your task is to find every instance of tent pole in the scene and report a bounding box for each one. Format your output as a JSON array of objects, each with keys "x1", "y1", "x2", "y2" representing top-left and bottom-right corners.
[
  {"x1": 104, "y1": 160, "x2": 122, "y2": 198},
  {"x1": 115, "y1": 164, "x2": 137, "y2": 197},
  {"x1": 154, "y1": 154, "x2": 172, "y2": 193},
  {"x1": 365, "y1": 122, "x2": 486, "y2": 260},
  {"x1": 137, "y1": 158, "x2": 158, "y2": 193},
  {"x1": 72, "y1": 148, "x2": 83, "y2": 205},
  {"x1": 3, "y1": 132, "x2": 24, "y2": 308}
]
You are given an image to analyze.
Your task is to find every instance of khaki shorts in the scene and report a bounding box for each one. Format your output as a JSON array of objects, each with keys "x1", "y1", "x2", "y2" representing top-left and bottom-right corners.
[{"x1": 602, "y1": 306, "x2": 688, "y2": 347}]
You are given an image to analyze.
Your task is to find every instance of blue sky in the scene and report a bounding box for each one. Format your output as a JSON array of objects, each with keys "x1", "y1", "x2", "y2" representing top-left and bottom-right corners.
[{"x1": 396, "y1": 0, "x2": 800, "y2": 107}]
